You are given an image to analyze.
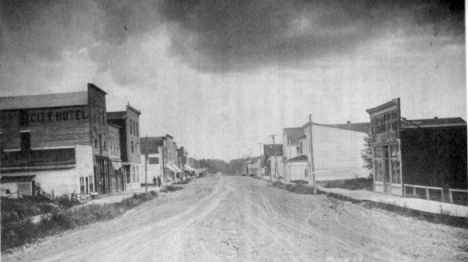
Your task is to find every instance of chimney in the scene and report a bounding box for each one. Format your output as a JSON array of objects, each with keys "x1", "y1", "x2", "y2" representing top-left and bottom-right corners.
[
  {"x1": 347, "y1": 121, "x2": 351, "y2": 127},
  {"x1": 434, "y1": 116, "x2": 438, "y2": 119}
]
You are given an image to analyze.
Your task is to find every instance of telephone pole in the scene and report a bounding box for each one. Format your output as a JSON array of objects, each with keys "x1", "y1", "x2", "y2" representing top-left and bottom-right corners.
[
  {"x1": 269, "y1": 134, "x2": 279, "y2": 182},
  {"x1": 308, "y1": 115, "x2": 317, "y2": 194},
  {"x1": 145, "y1": 136, "x2": 148, "y2": 193}
]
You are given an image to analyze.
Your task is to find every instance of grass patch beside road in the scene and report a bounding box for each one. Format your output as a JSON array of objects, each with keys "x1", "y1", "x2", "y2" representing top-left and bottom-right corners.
[
  {"x1": 1, "y1": 191, "x2": 159, "y2": 252},
  {"x1": 271, "y1": 181, "x2": 316, "y2": 195}
]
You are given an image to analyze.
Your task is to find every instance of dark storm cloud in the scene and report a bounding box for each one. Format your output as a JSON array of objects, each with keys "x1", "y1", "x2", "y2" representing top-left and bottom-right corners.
[
  {"x1": 157, "y1": 0, "x2": 464, "y2": 73},
  {"x1": 0, "y1": 0, "x2": 464, "y2": 83},
  {"x1": 0, "y1": 0, "x2": 91, "y2": 61}
]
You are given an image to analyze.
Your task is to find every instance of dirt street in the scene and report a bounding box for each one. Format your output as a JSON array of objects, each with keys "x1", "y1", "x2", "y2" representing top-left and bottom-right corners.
[{"x1": 3, "y1": 174, "x2": 468, "y2": 262}]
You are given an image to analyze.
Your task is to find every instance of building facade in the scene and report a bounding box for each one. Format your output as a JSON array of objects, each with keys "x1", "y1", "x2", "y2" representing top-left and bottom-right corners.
[
  {"x1": 139, "y1": 137, "x2": 165, "y2": 185},
  {"x1": 0, "y1": 84, "x2": 110, "y2": 197},
  {"x1": 302, "y1": 121, "x2": 370, "y2": 186},
  {"x1": 107, "y1": 104, "x2": 142, "y2": 191},
  {"x1": 367, "y1": 98, "x2": 467, "y2": 196},
  {"x1": 264, "y1": 144, "x2": 284, "y2": 178}
]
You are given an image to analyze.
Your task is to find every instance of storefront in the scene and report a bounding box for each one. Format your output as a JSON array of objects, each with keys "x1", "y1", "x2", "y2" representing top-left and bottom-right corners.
[
  {"x1": 366, "y1": 98, "x2": 403, "y2": 196},
  {"x1": 367, "y1": 98, "x2": 467, "y2": 197}
]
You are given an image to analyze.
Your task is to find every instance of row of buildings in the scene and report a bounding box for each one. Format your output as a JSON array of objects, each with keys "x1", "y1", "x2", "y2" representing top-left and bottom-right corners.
[
  {"x1": 0, "y1": 84, "x2": 200, "y2": 198},
  {"x1": 255, "y1": 98, "x2": 467, "y2": 197}
]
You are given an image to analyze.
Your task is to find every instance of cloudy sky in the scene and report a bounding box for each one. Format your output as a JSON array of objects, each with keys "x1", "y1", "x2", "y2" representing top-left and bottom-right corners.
[{"x1": 0, "y1": 0, "x2": 465, "y2": 160}]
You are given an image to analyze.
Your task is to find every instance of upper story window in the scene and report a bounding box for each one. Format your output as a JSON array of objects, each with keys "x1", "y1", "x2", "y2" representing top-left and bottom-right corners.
[
  {"x1": 149, "y1": 157, "x2": 159, "y2": 165},
  {"x1": 19, "y1": 110, "x2": 29, "y2": 126},
  {"x1": 131, "y1": 141, "x2": 134, "y2": 155},
  {"x1": 20, "y1": 132, "x2": 31, "y2": 151},
  {"x1": 129, "y1": 119, "x2": 133, "y2": 135},
  {"x1": 94, "y1": 106, "x2": 97, "y2": 123},
  {"x1": 136, "y1": 122, "x2": 139, "y2": 136},
  {"x1": 92, "y1": 130, "x2": 97, "y2": 148}
]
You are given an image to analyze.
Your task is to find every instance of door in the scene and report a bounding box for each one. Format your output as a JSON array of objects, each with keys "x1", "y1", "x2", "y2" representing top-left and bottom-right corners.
[
  {"x1": 85, "y1": 177, "x2": 89, "y2": 194},
  {"x1": 383, "y1": 145, "x2": 391, "y2": 193}
]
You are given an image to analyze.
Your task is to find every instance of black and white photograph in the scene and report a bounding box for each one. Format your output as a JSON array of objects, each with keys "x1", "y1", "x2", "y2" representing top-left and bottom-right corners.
[{"x1": 0, "y1": 0, "x2": 467, "y2": 261}]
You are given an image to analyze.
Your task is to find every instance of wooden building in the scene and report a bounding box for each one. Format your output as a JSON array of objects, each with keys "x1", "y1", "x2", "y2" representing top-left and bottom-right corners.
[
  {"x1": 284, "y1": 121, "x2": 370, "y2": 185},
  {"x1": 140, "y1": 136, "x2": 166, "y2": 185},
  {"x1": 107, "y1": 104, "x2": 142, "y2": 191},
  {"x1": 366, "y1": 98, "x2": 467, "y2": 197},
  {"x1": 0, "y1": 84, "x2": 112, "y2": 197}
]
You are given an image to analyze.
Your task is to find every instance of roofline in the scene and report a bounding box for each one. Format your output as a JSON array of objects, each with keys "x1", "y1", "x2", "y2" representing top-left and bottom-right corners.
[
  {"x1": 126, "y1": 104, "x2": 141, "y2": 115},
  {"x1": 107, "y1": 123, "x2": 122, "y2": 129},
  {"x1": 302, "y1": 121, "x2": 369, "y2": 133},
  {"x1": 88, "y1": 83, "x2": 107, "y2": 95},
  {"x1": 106, "y1": 111, "x2": 127, "y2": 119},
  {"x1": 366, "y1": 98, "x2": 399, "y2": 114}
]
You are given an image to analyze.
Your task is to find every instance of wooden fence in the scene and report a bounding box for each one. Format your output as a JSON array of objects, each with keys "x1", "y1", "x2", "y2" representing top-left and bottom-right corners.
[{"x1": 404, "y1": 184, "x2": 468, "y2": 205}]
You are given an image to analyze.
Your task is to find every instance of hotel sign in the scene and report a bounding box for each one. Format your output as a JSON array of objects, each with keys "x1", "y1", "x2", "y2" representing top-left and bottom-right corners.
[{"x1": 18, "y1": 107, "x2": 89, "y2": 126}]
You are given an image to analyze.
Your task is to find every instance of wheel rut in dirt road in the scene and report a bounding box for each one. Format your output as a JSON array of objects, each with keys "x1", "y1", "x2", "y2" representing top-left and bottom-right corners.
[{"x1": 3, "y1": 174, "x2": 468, "y2": 262}]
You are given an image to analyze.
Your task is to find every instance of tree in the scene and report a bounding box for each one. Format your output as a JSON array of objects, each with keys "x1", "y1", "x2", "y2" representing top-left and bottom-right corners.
[{"x1": 361, "y1": 129, "x2": 373, "y2": 173}]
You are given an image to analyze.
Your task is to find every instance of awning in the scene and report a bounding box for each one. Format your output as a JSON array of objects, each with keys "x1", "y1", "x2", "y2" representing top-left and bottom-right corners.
[
  {"x1": 184, "y1": 164, "x2": 195, "y2": 172},
  {"x1": 166, "y1": 164, "x2": 177, "y2": 172},
  {"x1": 284, "y1": 155, "x2": 308, "y2": 163},
  {"x1": 171, "y1": 164, "x2": 182, "y2": 173},
  {"x1": 111, "y1": 161, "x2": 122, "y2": 170},
  {"x1": 167, "y1": 163, "x2": 182, "y2": 173},
  {"x1": 1, "y1": 175, "x2": 35, "y2": 183}
]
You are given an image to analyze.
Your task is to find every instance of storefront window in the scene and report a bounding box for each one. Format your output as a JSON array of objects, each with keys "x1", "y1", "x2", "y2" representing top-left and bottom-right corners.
[
  {"x1": 89, "y1": 175, "x2": 94, "y2": 192},
  {"x1": 374, "y1": 160, "x2": 383, "y2": 182}
]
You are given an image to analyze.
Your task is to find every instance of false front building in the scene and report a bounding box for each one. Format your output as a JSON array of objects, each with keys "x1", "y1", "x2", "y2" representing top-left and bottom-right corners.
[
  {"x1": 0, "y1": 84, "x2": 112, "y2": 197},
  {"x1": 107, "y1": 104, "x2": 142, "y2": 191},
  {"x1": 366, "y1": 98, "x2": 467, "y2": 197}
]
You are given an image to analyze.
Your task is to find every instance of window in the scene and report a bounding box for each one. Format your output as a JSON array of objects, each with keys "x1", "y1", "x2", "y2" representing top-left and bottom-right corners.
[
  {"x1": 102, "y1": 135, "x2": 106, "y2": 150},
  {"x1": 130, "y1": 120, "x2": 133, "y2": 135},
  {"x1": 80, "y1": 177, "x2": 85, "y2": 194},
  {"x1": 89, "y1": 175, "x2": 94, "y2": 192},
  {"x1": 126, "y1": 168, "x2": 130, "y2": 183},
  {"x1": 136, "y1": 122, "x2": 139, "y2": 136},
  {"x1": 131, "y1": 141, "x2": 134, "y2": 155},
  {"x1": 390, "y1": 144, "x2": 401, "y2": 184},
  {"x1": 136, "y1": 166, "x2": 139, "y2": 182},
  {"x1": 94, "y1": 106, "x2": 97, "y2": 123},
  {"x1": 304, "y1": 168, "x2": 308, "y2": 177},
  {"x1": 299, "y1": 142, "x2": 303, "y2": 154},
  {"x1": 20, "y1": 132, "x2": 31, "y2": 151},
  {"x1": 19, "y1": 110, "x2": 29, "y2": 126},
  {"x1": 149, "y1": 157, "x2": 159, "y2": 165}
]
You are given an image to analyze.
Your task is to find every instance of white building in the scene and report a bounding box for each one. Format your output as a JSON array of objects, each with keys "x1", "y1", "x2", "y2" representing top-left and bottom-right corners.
[{"x1": 283, "y1": 121, "x2": 370, "y2": 185}]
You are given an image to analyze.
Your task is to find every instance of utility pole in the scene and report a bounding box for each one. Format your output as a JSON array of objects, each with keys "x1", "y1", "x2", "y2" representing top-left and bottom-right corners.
[
  {"x1": 145, "y1": 136, "x2": 148, "y2": 193},
  {"x1": 162, "y1": 146, "x2": 167, "y2": 187},
  {"x1": 258, "y1": 142, "x2": 262, "y2": 177},
  {"x1": 308, "y1": 115, "x2": 317, "y2": 194},
  {"x1": 269, "y1": 135, "x2": 279, "y2": 181}
]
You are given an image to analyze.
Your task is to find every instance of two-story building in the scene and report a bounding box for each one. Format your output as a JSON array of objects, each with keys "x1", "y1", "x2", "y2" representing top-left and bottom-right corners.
[
  {"x1": 107, "y1": 104, "x2": 142, "y2": 191},
  {"x1": 0, "y1": 84, "x2": 109, "y2": 197},
  {"x1": 263, "y1": 144, "x2": 284, "y2": 178},
  {"x1": 301, "y1": 121, "x2": 370, "y2": 186},
  {"x1": 107, "y1": 123, "x2": 124, "y2": 193},
  {"x1": 140, "y1": 136, "x2": 165, "y2": 185},
  {"x1": 366, "y1": 98, "x2": 467, "y2": 197}
]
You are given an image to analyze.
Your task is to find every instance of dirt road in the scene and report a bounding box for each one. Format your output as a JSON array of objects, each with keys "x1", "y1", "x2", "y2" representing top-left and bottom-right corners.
[{"x1": 3, "y1": 174, "x2": 467, "y2": 262}]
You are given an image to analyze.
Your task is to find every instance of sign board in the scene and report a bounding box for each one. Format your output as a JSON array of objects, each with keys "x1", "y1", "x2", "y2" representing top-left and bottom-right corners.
[{"x1": 366, "y1": 98, "x2": 401, "y2": 144}]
